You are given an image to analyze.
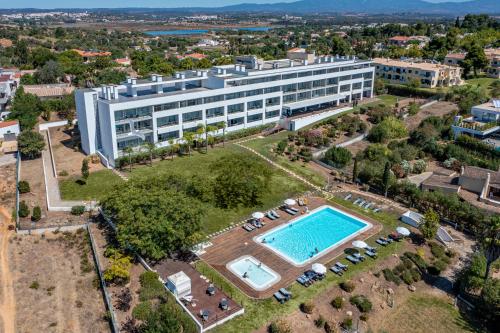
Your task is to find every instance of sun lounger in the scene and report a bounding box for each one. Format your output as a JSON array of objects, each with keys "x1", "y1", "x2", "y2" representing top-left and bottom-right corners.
[
  {"x1": 376, "y1": 238, "x2": 388, "y2": 246},
  {"x1": 373, "y1": 207, "x2": 381, "y2": 213},
  {"x1": 298, "y1": 198, "x2": 305, "y2": 206},
  {"x1": 353, "y1": 198, "x2": 362, "y2": 205},
  {"x1": 353, "y1": 253, "x2": 366, "y2": 261},
  {"x1": 274, "y1": 292, "x2": 287, "y2": 304},
  {"x1": 297, "y1": 275, "x2": 311, "y2": 287},
  {"x1": 279, "y1": 288, "x2": 292, "y2": 300},
  {"x1": 284, "y1": 208, "x2": 297, "y2": 215},
  {"x1": 335, "y1": 262, "x2": 348, "y2": 271},
  {"x1": 381, "y1": 237, "x2": 393, "y2": 243},
  {"x1": 364, "y1": 202, "x2": 374, "y2": 209},
  {"x1": 346, "y1": 255, "x2": 360, "y2": 264},
  {"x1": 365, "y1": 250, "x2": 377, "y2": 258},
  {"x1": 289, "y1": 206, "x2": 299, "y2": 213},
  {"x1": 271, "y1": 210, "x2": 281, "y2": 218},
  {"x1": 366, "y1": 245, "x2": 377, "y2": 252},
  {"x1": 344, "y1": 193, "x2": 352, "y2": 201},
  {"x1": 206, "y1": 285, "x2": 216, "y2": 296},
  {"x1": 357, "y1": 200, "x2": 366, "y2": 207},
  {"x1": 252, "y1": 220, "x2": 263, "y2": 228},
  {"x1": 330, "y1": 266, "x2": 343, "y2": 275},
  {"x1": 266, "y1": 212, "x2": 277, "y2": 220},
  {"x1": 243, "y1": 224, "x2": 254, "y2": 232}
]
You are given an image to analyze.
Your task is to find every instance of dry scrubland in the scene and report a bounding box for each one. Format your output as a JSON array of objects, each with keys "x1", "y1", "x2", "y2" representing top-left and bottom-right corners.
[{"x1": 8, "y1": 230, "x2": 110, "y2": 333}]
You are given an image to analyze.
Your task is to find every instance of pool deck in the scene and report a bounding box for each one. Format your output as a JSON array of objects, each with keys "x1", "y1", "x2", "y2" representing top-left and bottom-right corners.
[{"x1": 200, "y1": 196, "x2": 383, "y2": 299}]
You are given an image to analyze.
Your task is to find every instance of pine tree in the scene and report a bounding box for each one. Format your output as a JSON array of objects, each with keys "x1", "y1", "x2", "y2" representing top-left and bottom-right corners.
[
  {"x1": 382, "y1": 161, "x2": 391, "y2": 197},
  {"x1": 455, "y1": 16, "x2": 461, "y2": 28},
  {"x1": 81, "y1": 159, "x2": 89, "y2": 180},
  {"x1": 352, "y1": 158, "x2": 359, "y2": 183}
]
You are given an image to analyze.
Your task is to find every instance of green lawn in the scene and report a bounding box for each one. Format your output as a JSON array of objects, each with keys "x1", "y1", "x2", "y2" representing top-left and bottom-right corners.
[
  {"x1": 60, "y1": 144, "x2": 309, "y2": 235},
  {"x1": 59, "y1": 169, "x2": 123, "y2": 201},
  {"x1": 198, "y1": 196, "x2": 403, "y2": 333},
  {"x1": 378, "y1": 294, "x2": 478, "y2": 333}
]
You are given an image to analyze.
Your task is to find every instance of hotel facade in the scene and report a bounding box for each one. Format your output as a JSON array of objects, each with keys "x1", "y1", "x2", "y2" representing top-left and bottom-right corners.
[{"x1": 76, "y1": 54, "x2": 375, "y2": 167}]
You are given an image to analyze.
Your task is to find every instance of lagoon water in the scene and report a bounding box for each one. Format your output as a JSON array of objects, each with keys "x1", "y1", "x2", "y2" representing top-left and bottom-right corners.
[{"x1": 146, "y1": 26, "x2": 271, "y2": 36}]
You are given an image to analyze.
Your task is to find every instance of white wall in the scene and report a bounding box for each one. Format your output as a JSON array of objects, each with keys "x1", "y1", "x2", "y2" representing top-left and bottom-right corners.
[
  {"x1": 289, "y1": 106, "x2": 352, "y2": 131},
  {"x1": 0, "y1": 122, "x2": 20, "y2": 138}
]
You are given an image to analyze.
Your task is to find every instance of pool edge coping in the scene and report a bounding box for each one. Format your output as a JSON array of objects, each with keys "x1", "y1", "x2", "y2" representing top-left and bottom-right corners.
[{"x1": 225, "y1": 255, "x2": 282, "y2": 292}]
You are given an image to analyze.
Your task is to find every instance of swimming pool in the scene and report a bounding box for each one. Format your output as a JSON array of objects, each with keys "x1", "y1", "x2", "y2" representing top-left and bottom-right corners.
[
  {"x1": 255, "y1": 205, "x2": 372, "y2": 266},
  {"x1": 226, "y1": 255, "x2": 280, "y2": 291}
]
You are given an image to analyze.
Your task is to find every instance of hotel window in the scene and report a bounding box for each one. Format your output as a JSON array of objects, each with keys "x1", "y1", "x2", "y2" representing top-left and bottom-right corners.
[
  {"x1": 206, "y1": 106, "x2": 224, "y2": 118},
  {"x1": 326, "y1": 86, "x2": 338, "y2": 95},
  {"x1": 327, "y1": 77, "x2": 338, "y2": 85},
  {"x1": 247, "y1": 113, "x2": 263, "y2": 123},
  {"x1": 363, "y1": 72, "x2": 373, "y2": 79},
  {"x1": 297, "y1": 82, "x2": 311, "y2": 90},
  {"x1": 204, "y1": 95, "x2": 224, "y2": 104},
  {"x1": 297, "y1": 91, "x2": 310, "y2": 101},
  {"x1": 133, "y1": 119, "x2": 152, "y2": 131},
  {"x1": 154, "y1": 102, "x2": 179, "y2": 112},
  {"x1": 352, "y1": 73, "x2": 363, "y2": 79},
  {"x1": 182, "y1": 110, "x2": 202, "y2": 122},
  {"x1": 327, "y1": 67, "x2": 340, "y2": 73},
  {"x1": 265, "y1": 110, "x2": 280, "y2": 119},
  {"x1": 114, "y1": 107, "x2": 151, "y2": 121},
  {"x1": 266, "y1": 97, "x2": 280, "y2": 107},
  {"x1": 282, "y1": 73, "x2": 297, "y2": 80},
  {"x1": 312, "y1": 89, "x2": 325, "y2": 98},
  {"x1": 282, "y1": 84, "x2": 297, "y2": 92},
  {"x1": 115, "y1": 123, "x2": 130, "y2": 135},
  {"x1": 227, "y1": 103, "x2": 244, "y2": 114},
  {"x1": 283, "y1": 94, "x2": 296, "y2": 103},
  {"x1": 228, "y1": 117, "x2": 244, "y2": 127},
  {"x1": 313, "y1": 79, "x2": 326, "y2": 88},
  {"x1": 245, "y1": 89, "x2": 263, "y2": 97},
  {"x1": 180, "y1": 98, "x2": 202, "y2": 108},
  {"x1": 247, "y1": 100, "x2": 263, "y2": 110},
  {"x1": 157, "y1": 115, "x2": 179, "y2": 127},
  {"x1": 264, "y1": 86, "x2": 281, "y2": 94},
  {"x1": 340, "y1": 84, "x2": 351, "y2": 92},
  {"x1": 313, "y1": 69, "x2": 326, "y2": 75},
  {"x1": 352, "y1": 82, "x2": 362, "y2": 90},
  {"x1": 339, "y1": 75, "x2": 351, "y2": 81},
  {"x1": 225, "y1": 91, "x2": 244, "y2": 100},
  {"x1": 158, "y1": 130, "x2": 179, "y2": 142},
  {"x1": 298, "y1": 71, "x2": 312, "y2": 78},
  {"x1": 183, "y1": 126, "x2": 199, "y2": 133}
]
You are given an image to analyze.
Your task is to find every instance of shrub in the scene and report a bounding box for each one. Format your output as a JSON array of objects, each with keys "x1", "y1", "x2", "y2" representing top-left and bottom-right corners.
[
  {"x1": 29, "y1": 281, "x2": 40, "y2": 289},
  {"x1": 139, "y1": 271, "x2": 165, "y2": 301},
  {"x1": 360, "y1": 313, "x2": 369, "y2": 321},
  {"x1": 31, "y1": 206, "x2": 42, "y2": 222},
  {"x1": 300, "y1": 301, "x2": 315, "y2": 314},
  {"x1": 428, "y1": 260, "x2": 448, "y2": 276},
  {"x1": 349, "y1": 295, "x2": 373, "y2": 313},
  {"x1": 58, "y1": 170, "x2": 69, "y2": 177},
  {"x1": 269, "y1": 319, "x2": 292, "y2": 333},
  {"x1": 18, "y1": 180, "x2": 30, "y2": 194},
  {"x1": 341, "y1": 317, "x2": 353, "y2": 330},
  {"x1": 429, "y1": 242, "x2": 446, "y2": 259},
  {"x1": 314, "y1": 315, "x2": 326, "y2": 328},
  {"x1": 324, "y1": 321, "x2": 337, "y2": 333},
  {"x1": 382, "y1": 268, "x2": 401, "y2": 285},
  {"x1": 339, "y1": 280, "x2": 356, "y2": 292},
  {"x1": 331, "y1": 296, "x2": 344, "y2": 309},
  {"x1": 404, "y1": 252, "x2": 428, "y2": 272},
  {"x1": 402, "y1": 270, "x2": 414, "y2": 285},
  {"x1": 71, "y1": 205, "x2": 85, "y2": 216},
  {"x1": 401, "y1": 257, "x2": 414, "y2": 269},
  {"x1": 367, "y1": 117, "x2": 407, "y2": 143},
  {"x1": 132, "y1": 301, "x2": 152, "y2": 321},
  {"x1": 412, "y1": 159, "x2": 427, "y2": 174},
  {"x1": 18, "y1": 201, "x2": 29, "y2": 218},
  {"x1": 410, "y1": 267, "x2": 422, "y2": 282},
  {"x1": 103, "y1": 253, "x2": 132, "y2": 285},
  {"x1": 322, "y1": 146, "x2": 352, "y2": 168}
]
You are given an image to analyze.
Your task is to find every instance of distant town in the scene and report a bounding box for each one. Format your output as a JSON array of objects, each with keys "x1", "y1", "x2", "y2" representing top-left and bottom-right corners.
[{"x1": 0, "y1": 5, "x2": 499, "y2": 333}]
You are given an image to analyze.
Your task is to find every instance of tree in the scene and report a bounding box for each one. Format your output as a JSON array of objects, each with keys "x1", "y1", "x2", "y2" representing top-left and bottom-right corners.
[
  {"x1": 103, "y1": 252, "x2": 132, "y2": 285},
  {"x1": 407, "y1": 78, "x2": 421, "y2": 89},
  {"x1": 18, "y1": 180, "x2": 30, "y2": 194},
  {"x1": 31, "y1": 206, "x2": 41, "y2": 222},
  {"x1": 142, "y1": 141, "x2": 156, "y2": 166},
  {"x1": 123, "y1": 146, "x2": 133, "y2": 171},
  {"x1": 421, "y1": 208, "x2": 439, "y2": 240},
  {"x1": 34, "y1": 60, "x2": 63, "y2": 84},
  {"x1": 367, "y1": 117, "x2": 407, "y2": 143},
  {"x1": 182, "y1": 132, "x2": 195, "y2": 155},
  {"x1": 446, "y1": 84, "x2": 488, "y2": 114},
  {"x1": 330, "y1": 36, "x2": 351, "y2": 56},
  {"x1": 218, "y1": 121, "x2": 227, "y2": 147},
  {"x1": 352, "y1": 157, "x2": 359, "y2": 183},
  {"x1": 195, "y1": 124, "x2": 206, "y2": 149},
  {"x1": 480, "y1": 215, "x2": 500, "y2": 279},
  {"x1": 212, "y1": 154, "x2": 272, "y2": 209},
  {"x1": 17, "y1": 131, "x2": 45, "y2": 159},
  {"x1": 322, "y1": 146, "x2": 352, "y2": 168},
  {"x1": 464, "y1": 44, "x2": 489, "y2": 77},
  {"x1": 81, "y1": 159, "x2": 89, "y2": 181},
  {"x1": 100, "y1": 180, "x2": 203, "y2": 260},
  {"x1": 382, "y1": 161, "x2": 391, "y2": 197},
  {"x1": 477, "y1": 278, "x2": 500, "y2": 328},
  {"x1": 458, "y1": 252, "x2": 487, "y2": 293},
  {"x1": 8, "y1": 86, "x2": 43, "y2": 130}
]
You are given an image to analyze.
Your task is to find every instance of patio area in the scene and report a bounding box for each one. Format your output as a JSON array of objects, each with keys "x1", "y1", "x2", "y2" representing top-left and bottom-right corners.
[{"x1": 200, "y1": 196, "x2": 383, "y2": 299}]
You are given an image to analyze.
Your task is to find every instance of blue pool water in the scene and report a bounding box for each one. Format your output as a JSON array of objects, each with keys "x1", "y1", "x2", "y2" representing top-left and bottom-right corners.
[
  {"x1": 255, "y1": 206, "x2": 371, "y2": 266},
  {"x1": 146, "y1": 27, "x2": 271, "y2": 36},
  {"x1": 227, "y1": 256, "x2": 279, "y2": 290}
]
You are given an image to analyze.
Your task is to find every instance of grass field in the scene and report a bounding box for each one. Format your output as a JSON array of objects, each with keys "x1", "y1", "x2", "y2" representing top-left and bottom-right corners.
[
  {"x1": 377, "y1": 294, "x2": 477, "y2": 333},
  {"x1": 60, "y1": 144, "x2": 309, "y2": 235},
  {"x1": 196, "y1": 196, "x2": 403, "y2": 333}
]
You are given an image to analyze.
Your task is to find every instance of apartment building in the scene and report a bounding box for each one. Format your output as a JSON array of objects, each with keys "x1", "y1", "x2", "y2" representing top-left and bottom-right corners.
[
  {"x1": 452, "y1": 100, "x2": 500, "y2": 139},
  {"x1": 76, "y1": 55, "x2": 374, "y2": 167},
  {"x1": 444, "y1": 48, "x2": 500, "y2": 78},
  {"x1": 373, "y1": 58, "x2": 463, "y2": 88}
]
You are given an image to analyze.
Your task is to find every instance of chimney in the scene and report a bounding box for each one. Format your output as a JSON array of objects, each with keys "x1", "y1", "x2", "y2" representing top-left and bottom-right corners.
[
  {"x1": 257, "y1": 64, "x2": 263, "y2": 70},
  {"x1": 175, "y1": 72, "x2": 181, "y2": 79},
  {"x1": 289, "y1": 60, "x2": 294, "y2": 67},
  {"x1": 151, "y1": 74, "x2": 157, "y2": 82},
  {"x1": 112, "y1": 86, "x2": 119, "y2": 99},
  {"x1": 303, "y1": 60, "x2": 308, "y2": 66}
]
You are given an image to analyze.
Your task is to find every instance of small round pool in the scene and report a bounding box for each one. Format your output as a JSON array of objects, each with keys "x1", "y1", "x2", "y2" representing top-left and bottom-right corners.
[{"x1": 226, "y1": 255, "x2": 280, "y2": 291}]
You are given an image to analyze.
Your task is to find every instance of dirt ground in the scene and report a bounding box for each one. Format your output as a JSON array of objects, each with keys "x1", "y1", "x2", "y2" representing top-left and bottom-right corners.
[
  {"x1": 404, "y1": 101, "x2": 458, "y2": 131},
  {"x1": 8, "y1": 230, "x2": 110, "y2": 333},
  {"x1": 89, "y1": 223, "x2": 145, "y2": 330},
  {"x1": 255, "y1": 231, "x2": 475, "y2": 333},
  {"x1": 0, "y1": 160, "x2": 16, "y2": 212},
  {"x1": 49, "y1": 126, "x2": 104, "y2": 178}
]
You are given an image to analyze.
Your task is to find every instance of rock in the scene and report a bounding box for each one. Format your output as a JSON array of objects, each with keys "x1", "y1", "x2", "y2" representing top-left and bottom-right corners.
[
  {"x1": 305, "y1": 314, "x2": 310, "y2": 319},
  {"x1": 346, "y1": 311, "x2": 353, "y2": 317},
  {"x1": 386, "y1": 288, "x2": 394, "y2": 295},
  {"x1": 380, "y1": 303, "x2": 385, "y2": 309},
  {"x1": 360, "y1": 278, "x2": 365, "y2": 283},
  {"x1": 408, "y1": 285, "x2": 416, "y2": 292}
]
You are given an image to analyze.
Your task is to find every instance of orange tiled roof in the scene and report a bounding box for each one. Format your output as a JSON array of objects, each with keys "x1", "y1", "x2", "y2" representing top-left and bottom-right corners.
[
  {"x1": 73, "y1": 49, "x2": 112, "y2": 57},
  {"x1": 389, "y1": 36, "x2": 411, "y2": 41},
  {"x1": 0, "y1": 38, "x2": 13, "y2": 48},
  {"x1": 0, "y1": 120, "x2": 19, "y2": 129}
]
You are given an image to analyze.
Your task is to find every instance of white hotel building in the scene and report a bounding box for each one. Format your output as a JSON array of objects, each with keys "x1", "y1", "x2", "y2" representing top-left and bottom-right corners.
[{"x1": 76, "y1": 54, "x2": 374, "y2": 167}]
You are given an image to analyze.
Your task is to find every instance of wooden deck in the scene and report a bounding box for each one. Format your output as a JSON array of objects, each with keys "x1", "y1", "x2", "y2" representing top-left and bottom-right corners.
[{"x1": 200, "y1": 197, "x2": 383, "y2": 299}]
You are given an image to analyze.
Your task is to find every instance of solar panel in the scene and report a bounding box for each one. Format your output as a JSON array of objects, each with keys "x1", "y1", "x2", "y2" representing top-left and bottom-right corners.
[{"x1": 493, "y1": 100, "x2": 500, "y2": 108}]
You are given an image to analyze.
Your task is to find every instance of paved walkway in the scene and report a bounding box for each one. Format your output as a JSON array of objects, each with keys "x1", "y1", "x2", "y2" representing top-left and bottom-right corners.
[
  {"x1": 41, "y1": 130, "x2": 92, "y2": 211},
  {"x1": 0, "y1": 154, "x2": 16, "y2": 167}
]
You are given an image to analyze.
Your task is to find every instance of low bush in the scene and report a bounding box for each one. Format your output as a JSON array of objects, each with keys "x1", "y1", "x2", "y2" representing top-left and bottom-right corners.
[
  {"x1": 139, "y1": 271, "x2": 165, "y2": 301},
  {"x1": 18, "y1": 201, "x2": 29, "y2": 218},
  {"x1": 18, "y1": 180, "x2": 30, "y2": 194},
  {"x1": 269, "y1": 319, "x2": 292, "y2": 333},
  {"x1": 404, "y1": 252, "x2": 428, "y2": 272},
  {"x1": 341, "y1": 317, "x2": 353, "y2": 330},
  {"x1": 132, "y1": 301, "x2": 152, "y2": 321},
  {"x1": 382, "y1": 268, "x2": 401, "y2": 285},
  {"x1": 300, "y1": 301, "x2": 315, "y2": 314},
  {"x1": 360, "y1": 313, "x2": 369, "y2": 322},
  {"x1": 31, "y1": 206, "x2": 42, "y2": 222},
  {"x1": 402, "y1": 270, "x2": 414, "y2": 285},
  {"x1": 331, "y1": 296, "x2": 344, "y2": 309},
  {"x1": 29, "y1": 281, "x2": 40, "y2": 289},
  {"x1": 339, "y1": 280, "x2": 356, "y2": 292},
  {"x1": 410, "y1": 267, "x2": 422, "y2": 282},
  {"x1": 71, "y1": 205, "x2": 85, "y2": 216},
  {"x1": 58, "y1": 170, "x2": 69, "y2": 177},
  {"x1": 324, "y1": 321, "x2": 337, "y2": 333},
  {"x1": 428, "y1": 259, "x2": 448, "y2": 276},
  {"x1": 314, "y1": 315, "x2": 326, "y2": 328},
  {"x1": 429, "y1": 242, "x2": 446, "y2": 259},
  {"x1": 349, "y1": 295, "x2": 373, "y2": 313}
]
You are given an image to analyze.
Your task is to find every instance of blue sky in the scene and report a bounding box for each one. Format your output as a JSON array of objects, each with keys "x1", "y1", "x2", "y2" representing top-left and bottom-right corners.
[{"x1": 0, "y1": 0, "x2": 468, "y2": 9}]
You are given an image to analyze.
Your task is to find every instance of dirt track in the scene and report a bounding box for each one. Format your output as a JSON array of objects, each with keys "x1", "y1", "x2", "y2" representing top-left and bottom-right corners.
[{"x1": 0, "y1": 207, "x2": 16, "y2": 333}]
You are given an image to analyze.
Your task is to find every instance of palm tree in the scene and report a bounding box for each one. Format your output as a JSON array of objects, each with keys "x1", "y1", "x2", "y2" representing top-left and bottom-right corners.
[
  {"x1": 168, "y1": 139, "x2": 175, "y2": 160},
  {"x1": 182, "y1": 132, "x2": 195, "y2": 156},
  {"x1": 142, "y1": 141, "x2": 156, "y2": 166},
  {"x1": 196, "y1": 124, "x2": 206, "y2": 150},
  {"x1": 123, "y1": 146, "x2": 133, "y2": 172},
  {"x1": 218, "y1": 121, "x2": 227, "y2": 147},
  {"x1": 206, "y1": 125, "x2": 218, "y2": 150}
]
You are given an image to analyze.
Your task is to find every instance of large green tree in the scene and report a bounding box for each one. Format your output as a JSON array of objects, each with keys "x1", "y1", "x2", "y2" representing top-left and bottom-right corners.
[
  {"x1": 8, "y1": 86, "x2": 43, "y2": 130},
  {"x1": 420, "y1": 208, "x2": 440, "y2": 240},
  {"x1": 463, "y1": 44, "x2": 489, "y2": 77},
  {"x1": 17, "y1": 130, "x2": 45, "y2": 159}
]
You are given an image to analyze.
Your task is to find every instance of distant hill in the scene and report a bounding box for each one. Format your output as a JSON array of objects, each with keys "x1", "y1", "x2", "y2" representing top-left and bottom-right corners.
[{"x1": 217, "y1": 0, "x2": 500, "y2": 14}]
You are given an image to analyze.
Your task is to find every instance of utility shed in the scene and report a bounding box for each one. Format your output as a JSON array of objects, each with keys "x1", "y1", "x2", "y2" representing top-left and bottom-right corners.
[
  {"x1": 166, "y1": 271, "x2": 191, "y2": 298},
  {"x1": 400, "y1": 210, "x2": 424, "y2": 228}
]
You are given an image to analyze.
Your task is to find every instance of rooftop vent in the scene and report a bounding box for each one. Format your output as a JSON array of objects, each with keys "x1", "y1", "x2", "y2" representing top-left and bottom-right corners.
[{"x1": 493, "y1": 99, "x2": 500, "y2": 108}]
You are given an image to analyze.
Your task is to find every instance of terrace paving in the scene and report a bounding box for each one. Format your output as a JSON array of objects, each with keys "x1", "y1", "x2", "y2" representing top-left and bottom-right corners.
[{"x1": 200, "y1": 196, "x2": 382, "y2": 299}]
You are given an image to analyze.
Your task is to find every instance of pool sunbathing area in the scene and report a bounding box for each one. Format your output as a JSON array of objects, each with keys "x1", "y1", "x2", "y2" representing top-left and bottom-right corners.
[{"x1": 200, "y1": 196, "x2": 382, "y2": 299}]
